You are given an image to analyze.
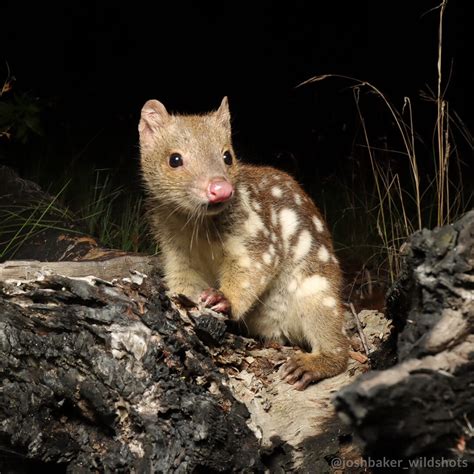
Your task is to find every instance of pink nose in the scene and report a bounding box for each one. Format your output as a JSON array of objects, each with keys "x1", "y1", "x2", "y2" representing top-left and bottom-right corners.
[{"x1": 207, "y1": 179, "x2": 234, "y2": 203}]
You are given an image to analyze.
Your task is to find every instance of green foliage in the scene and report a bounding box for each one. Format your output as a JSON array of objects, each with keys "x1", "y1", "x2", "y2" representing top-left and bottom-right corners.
[
  {"x1": 0, "y1": 168, "x2": 155, "y2": 260},
  {"x1": 0, "y1": 181, "x2": 76, "y2": 260},
  {"x1": 75, "y1": 169, "x2": 155, "y2": 254}
]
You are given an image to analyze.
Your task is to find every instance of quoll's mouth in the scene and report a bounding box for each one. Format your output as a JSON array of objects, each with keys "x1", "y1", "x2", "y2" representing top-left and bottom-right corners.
[{"x1": 205, "y1": 199, "x2": 232, "y2": 215}]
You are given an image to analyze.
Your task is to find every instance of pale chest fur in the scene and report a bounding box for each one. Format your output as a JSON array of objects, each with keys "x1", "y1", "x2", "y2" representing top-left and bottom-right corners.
[{"x1": 156, "y1": 217, "x2": 225, "y2": 290}]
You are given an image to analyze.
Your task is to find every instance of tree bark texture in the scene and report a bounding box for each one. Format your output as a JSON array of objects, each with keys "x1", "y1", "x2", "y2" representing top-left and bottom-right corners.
[
  {"x1": 334, "y1": 210, "x2": 474, "y2": 472},
  {"x1": 0, "y1": 266, "x2": 386, "y2": 472},
  {"x1": 0, "y1": 273, "x2": 262, "y2": 472}
]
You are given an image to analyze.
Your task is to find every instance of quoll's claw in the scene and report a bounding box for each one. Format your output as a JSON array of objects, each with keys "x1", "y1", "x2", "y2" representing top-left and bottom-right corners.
[
  {"x1": 210, "y1": 300, "x2": 231, "y2": 314},
  {"x1": 281, "y1": 354, "x2": 322, "y2": 391},
  {"x1": 199, "y1": 288, "x2": 231, "y2": 315},
  {"x1": 199, "y1": 288, "x2": 215, "y2": 304}
]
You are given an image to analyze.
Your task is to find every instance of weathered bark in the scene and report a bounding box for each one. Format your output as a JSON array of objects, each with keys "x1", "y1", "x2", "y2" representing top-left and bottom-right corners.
[
  {"x1": 0, "y1": 256, "x2": 160, "y2": 281},
  {"x1": 334, "y1": 211, "x2": 474, "y2": 471},
  {"x1": 0, "y1": 273, "x2": 262, "y2": 472},
  {"x1": 0, "y1": 269, "x2": 386, "y2": 472}
]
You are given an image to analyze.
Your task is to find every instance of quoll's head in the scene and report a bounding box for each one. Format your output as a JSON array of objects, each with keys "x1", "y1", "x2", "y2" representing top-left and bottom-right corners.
[{"x1": 139, "y1": 97, "x2": 238, "y2": 216}]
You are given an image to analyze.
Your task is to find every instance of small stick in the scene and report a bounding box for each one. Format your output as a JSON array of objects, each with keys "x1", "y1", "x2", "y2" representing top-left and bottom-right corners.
[{"x1": 350, "y1": 302, "x2": 370, "y2": 355}]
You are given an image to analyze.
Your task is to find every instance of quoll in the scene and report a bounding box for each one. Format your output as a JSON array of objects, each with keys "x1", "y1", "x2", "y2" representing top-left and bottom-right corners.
[{"x1": 139, "y1": 97, "x2": 348, "y2": 390}]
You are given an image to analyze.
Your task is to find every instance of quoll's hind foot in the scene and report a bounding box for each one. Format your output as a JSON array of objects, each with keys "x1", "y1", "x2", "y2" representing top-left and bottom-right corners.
[
  {"x1": 281, "y1": 354, "x2": 322, "y2": 391},
  {"x1": 199, "y1": 288, "x2": 231, "y2": 315},
  {"x1": 281, "y1": 351, "x2": 348, "y2": 391}
]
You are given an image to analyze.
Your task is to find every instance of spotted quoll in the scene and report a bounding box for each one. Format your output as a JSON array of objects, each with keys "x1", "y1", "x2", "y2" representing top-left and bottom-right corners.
[{"x1": 139, "y1": 97, "x2": 348, "y2": 389}]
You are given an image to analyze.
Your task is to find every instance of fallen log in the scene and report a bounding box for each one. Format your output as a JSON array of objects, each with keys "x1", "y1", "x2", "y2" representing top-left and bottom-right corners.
[
  {"x1": 334, "y1": 210, "x2": 474, "y2": 471},
  {"x1": 0, "y1": 272, "x2": 263, "y2": 472},
  {"x1": 0, "y1": 256, "x2": 160, "y2": 281},
  {"x1": 0, "y1": 266, "x2": 387, "y2": 471}
]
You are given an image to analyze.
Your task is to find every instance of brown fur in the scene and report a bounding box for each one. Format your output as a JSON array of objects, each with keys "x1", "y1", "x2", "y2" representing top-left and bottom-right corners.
[{"x1": 139, "y1": 98, "x2": 348, "y2": 390}]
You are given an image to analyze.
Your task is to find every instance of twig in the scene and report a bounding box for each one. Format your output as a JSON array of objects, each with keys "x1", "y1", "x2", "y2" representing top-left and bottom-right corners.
[{"x1": 350, "y1": 302, "x2": 370, "y2": 355}]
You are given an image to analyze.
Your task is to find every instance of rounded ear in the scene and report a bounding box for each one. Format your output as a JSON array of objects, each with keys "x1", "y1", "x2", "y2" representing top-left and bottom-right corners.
[
  {"x1": 215, "y1": 96, "x2": 231, "y2": 129},
  {"x1": 139, "y1": 100, "x2": 170, "y2": 151}
]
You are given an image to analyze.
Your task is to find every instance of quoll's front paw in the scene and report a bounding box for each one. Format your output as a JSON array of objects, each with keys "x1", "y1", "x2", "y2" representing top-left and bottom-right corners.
[
  {"x1": 199, "y1": 288, "x2": 231, "y2": 315},
  {"x1": 281, "y1": 353, "x2": 323, "y2": 391}
]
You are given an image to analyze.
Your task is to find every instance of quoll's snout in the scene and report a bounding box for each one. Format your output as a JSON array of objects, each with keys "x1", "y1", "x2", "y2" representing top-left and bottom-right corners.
[{"x1": 207, "y1": 178, "x2": 234, "y2": 203}]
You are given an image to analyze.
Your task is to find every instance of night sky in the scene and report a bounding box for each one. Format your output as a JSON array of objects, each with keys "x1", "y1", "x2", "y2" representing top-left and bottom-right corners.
[{"x1": 1, "y1": 1, "x2": 473, "y2": 187}]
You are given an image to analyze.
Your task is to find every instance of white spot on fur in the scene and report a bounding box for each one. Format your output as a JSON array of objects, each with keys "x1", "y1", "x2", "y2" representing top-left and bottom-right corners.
[
  {"x1": 331, "y1": 255, "x2": 338, "y2": 264},
  {"x1": 293, "y1": 230, "x2": 312, "y2": 262},
  {"x1": 239, "y1": 185, "x2": 250, "y2": 201},
  {"x1": 244, "y1": 208, "x2": 266, "y2": 237},
  {"x1": 268, "y1": 244, "x2": 275, "y2": 256},
  {"x1": 238, "y1": 186, "x2": 254, "y2": 215},
  {"x1": 270, "y1": 232, "x2": 277, "y2": 243},
  {"x1": 318, "y1": 245, "x2": 330, "y2": 262},
  {"x1": 312, "y1": 215, "x2": 324, "y2": 232},
  {"x1": 241, "y1": 280, "x2": 251, "y2": 289},
  {"x1": 255, "y1": 262, "x2": 262, "y2": 270},
  {"x1": 323, "y1": 296, "x2": 336, "y2": 308},
  {"x1": 288, "y1": 279, "x2": 298, "y2": 292},
  {"x1": 262, "y1": 252, "x2": 272, "y2": 265},
  {"x1": 252, "y1": 200, "x2": 262, "y2": 211},
  {"x1": 294, "y1": 194, "x2": 302, "y2": 205},
  {"x1": 280, "y1": 208, "x2": 299, "y2": 246},
  {"x1": 296, "y1": 275, "x2": 328, "y2": 297},
  {"x1": 226, "y1": 236, "x2": 251, "y2": 268},
  {"x1": 270, "y1": 208, "x2": 278, "y2": 227},
  {"x1": 226, "y1": 236, "x2": 246, "y2": 255},
  {"x1": 271, "y1": 186, "x2": 283, "y2": 198}
]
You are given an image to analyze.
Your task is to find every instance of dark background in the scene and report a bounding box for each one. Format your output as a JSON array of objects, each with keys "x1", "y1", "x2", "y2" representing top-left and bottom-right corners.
[{"x1": 1, "y1": 0, "x2": 473, "y2": 203}]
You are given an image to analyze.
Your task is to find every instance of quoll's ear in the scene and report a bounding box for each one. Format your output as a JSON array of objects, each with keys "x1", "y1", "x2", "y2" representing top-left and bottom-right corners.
[
  {"x1": 138, "y1": 100, "x2": 170, "y2": 151},
  {"x1": 215, "y1": 96, "x2": 231, "y2": 130}
]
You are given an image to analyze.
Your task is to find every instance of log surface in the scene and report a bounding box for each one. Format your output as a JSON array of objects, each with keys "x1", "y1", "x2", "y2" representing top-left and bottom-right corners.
[
  {"x1": 0, "y1": 256, "x2": 160, "y2": 281},
  {"x1": 0, "y1": 273, "x2": 261, "y2": 472},
  {"x1": 334, "y1": 210, "x2": 474, "y2": 470},
  {"x1": 0, "y1": 268, "x2": 385, "y2": 472}
]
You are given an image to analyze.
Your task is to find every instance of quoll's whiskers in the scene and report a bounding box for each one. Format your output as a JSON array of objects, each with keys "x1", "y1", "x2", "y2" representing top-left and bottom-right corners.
[{"x1": 188, "y1": 205, "x2": 202, "y2": 253}]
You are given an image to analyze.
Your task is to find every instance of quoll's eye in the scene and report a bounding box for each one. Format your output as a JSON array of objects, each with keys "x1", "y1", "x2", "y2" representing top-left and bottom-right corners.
[
  {"x1": 169, "y1": 153, "x2": 183, "y2": 168},
  {"x1": 223, "y1": 150, "x2": 233, "y2": 166}
]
